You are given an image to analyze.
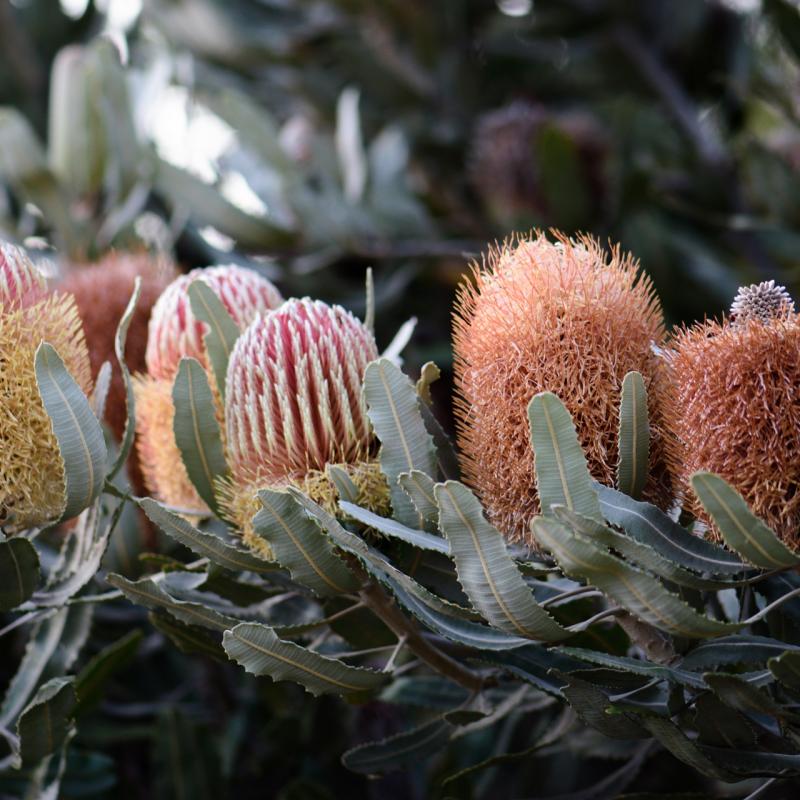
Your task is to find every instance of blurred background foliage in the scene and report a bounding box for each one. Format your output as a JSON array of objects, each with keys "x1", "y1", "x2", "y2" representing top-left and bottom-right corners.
[{"x1": 3, "y1": 0, "x2": 800, "y2": 797}]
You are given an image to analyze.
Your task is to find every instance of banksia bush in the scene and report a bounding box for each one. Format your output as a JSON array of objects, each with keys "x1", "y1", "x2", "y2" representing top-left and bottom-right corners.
[
  {"x1": 669, "y1": 282, "x2": 800, "y2": 544},
  {"x1": 134, "y1": 265, "x2": 283, "y2": 511},
  {"x1": 453, "y1": 232, "x2": 675, "y2": 543},
  {"x1": 60, "y1": 251, "x2": 178, "y2": 440},
  {"x1": 0, "y1": 242, "x2": 92, "y2": 529},
  {"x1": 223, "y1": 298, "x2": 383, "y2": 552}
]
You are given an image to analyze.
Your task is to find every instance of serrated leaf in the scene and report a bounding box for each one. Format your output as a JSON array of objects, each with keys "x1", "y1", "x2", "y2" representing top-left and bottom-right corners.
[
  {"x1": 436, "y1": 481, "x2": 569, "y2": 641},
  {"x1": 559, "y1": 673, "x2": 648, "y2": 739},
  {"x1": 363, "y1": 358, "x2": 437, "y2": 527},
  {"x1": 532, "y1": 518, "x2": 737, "y2": 638},
  {"x1": 223, "y1": 622, "x2": 386, "y2": 696},
  {"x1": 475, "y1": 645, "x2": 586, "y2": 697},
  {"x1": 339, "y1": 500, "x2": 450, "y2": 554},
  {"x1": 172, "y1": 357, "x2": 228, "y2": 514},
  {"x1": 17, "y1": 678, "x2": 76, "y2": 765},
  {"x1": 108, "y1": 278, "x2": 141, "y2": 479},
  {"x1": 695, "y1": 744, "x2": 800, "y2": 778},
  {"x1": 342, "y1": 717, "x2": 453, "y2": 775},
  {"x1": 75, "y1": 630, "x2": 142, "y2": 713},
  {"x1": 148, "y1": 611, "x2": 226, "y2": 661},
  {"x1": 139, "y1": 497, "x2": 276, "y2": 573},
  {"x1": 188, "y1": 280, "x2": 240, "y2": 403},
  {"x1": 528, "y1": 392, "x2": 601, "y2": 521},
  {"x1": 617, "y1": 372, "x2": 649, "y2": 499},
  {"x1": 0, "y1": 538, "x2": 39, "y2": 611},
  {"x1": 704, "y1": 673, "x2": 796, "y2": 721},
  {"x1": 35, "y1": 342, "x2": 107, "y2": 522},
  {"x1": 691, "y1": 472, "x2": 799, "y2": 569},
  {"x1": 769, "y1": 651, "x2": 800, "y2": 690},
  {"x1": 398, "y1": 470, "x2": 438, "y2": 529},
  {"x1": 254, "y1": 489, "x2": 358, "y2": 597},
  {"x1": 680, "y1": 636, "x2": 800, "y2": 672},
  {"x1": 379, "y1": 677, "x2": 470, "y2": 710},
  {"x1": 596, "y1": 484, "x2": 746, "y2": 575},
  {"x1": 694, "y1": 693, "x2": 757, "y2": 749}
]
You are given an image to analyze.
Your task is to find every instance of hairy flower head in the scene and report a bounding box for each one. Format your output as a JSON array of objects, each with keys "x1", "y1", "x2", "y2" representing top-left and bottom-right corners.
[
  {"x1": 669, "y1": 284, "x2": 800, "y2": 544},
  {"x1": 453, "y1": 231, "x2": 676, "y2": 543},
  {"x1": 145, "y1": 264, "x2": 283, "y2": 380},
  {"x1": 0, "y1": 245, "x2": 92, "y2": 529}
]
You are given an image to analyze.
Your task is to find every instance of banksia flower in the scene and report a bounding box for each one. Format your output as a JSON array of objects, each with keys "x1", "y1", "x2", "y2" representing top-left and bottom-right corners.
[
  {"x1": 669, "y1": 283, "x2": 800, "y2": 545},
  {"x1": 60, "y1": 251, "x2": 178, "y2": 440},
  {"x1": 453, "y1": 232, "x2": 675, "y2": 544},
  {"x1": 223, "y1": 298, "x2": 383, "y2": 553},
  {"x1": 0, "y1": 242, "x2": 92, "y2": 529},
  {"x1": 134, "y1": 265, "x2": 283, "y2": 511}
]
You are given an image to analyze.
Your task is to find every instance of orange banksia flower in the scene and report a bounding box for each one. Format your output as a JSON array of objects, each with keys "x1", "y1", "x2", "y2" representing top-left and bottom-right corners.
[
  {"x1": 453, "y1": 231, "x2": 676, "y2": 544},
  {"x1": 134, "y1": 265, "x2": 283, "y2": 512},
  {"x1": 669, "y1": 283, "x2": 800, "y2": 545},
  {"x1": 222, "y1": 298, "x2": 383, "y2": 553},
  {"x1": 0, "y1": 242, "x2": 92, "y2": 529}
]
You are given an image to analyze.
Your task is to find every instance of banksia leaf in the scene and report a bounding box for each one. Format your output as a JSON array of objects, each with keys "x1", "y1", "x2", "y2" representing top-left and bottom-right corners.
[
  {"x1": 453, "y1": 232, "x2": 676, "y2": 544},
  {"x1": 617, "y1": 371, "x2": 649, "y2": 500}
]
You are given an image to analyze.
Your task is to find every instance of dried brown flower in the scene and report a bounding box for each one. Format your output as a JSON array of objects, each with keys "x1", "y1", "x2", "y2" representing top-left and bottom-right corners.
[{"x1": 453, "y1": 231, "x2": 676, "y2": 544}]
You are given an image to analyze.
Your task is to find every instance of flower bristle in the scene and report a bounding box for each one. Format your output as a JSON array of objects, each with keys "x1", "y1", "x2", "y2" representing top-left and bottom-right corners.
[
  {"x1": 453, "y1": 231, "x2": 677, "y2": 544},
  {"x1": 0, "y1": 241, "x2": 48, "y2": 310},
  {"x1": 668, "y1": 311, "x2": 800, "y2": 545},
  {"x1": 225, "y1": 298, "x2": 378, "y2": 487},
  {"x1": 60, "y1": 251, "x2": 178, "y2": 440},
  {"x1": 146, "y1": 264, "x2": 283, "y2": 380},
  {"x1": 0, "y1": 248, "x2": 92, "y2": 528}
]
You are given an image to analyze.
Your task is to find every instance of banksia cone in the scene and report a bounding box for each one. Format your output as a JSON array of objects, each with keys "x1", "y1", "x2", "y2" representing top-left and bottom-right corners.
[
  {"x1": 453, "y1": 232, "x2": 675, "y2": 544},
  {"x1": 134, "y1": 265, "x2": 283, "y2": 511},
  {"x1": 0, "y1": 242, "x2": 92, "y2": 529},
  {"x1": 223, "y1": 298, "x2": 382, "y2": 553},
  {"x1": 60, "y1": 251, "x2": 177, "y2": 440},
  {"x1": 146, "y1": 265, "x2": 283, "y2": 380},
  {"x1": 669, "y1": 283, "x2": 800, "y2": 545}
]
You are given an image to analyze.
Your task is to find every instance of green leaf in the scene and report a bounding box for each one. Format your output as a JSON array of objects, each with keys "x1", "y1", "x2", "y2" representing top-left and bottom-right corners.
[
  {"x1": 398, "y1": 470, "x2": 439, "y2": 530},
  {"x1": 172, "y1": 357, "x2": 228, "y2": 514},
  {"x1": 531, "y1": 518, "x2": 737, "y2": 638},
  {"x1": 559, "y1": 673, "x2": 648, "y2": 739},
  {"x1": 768, "y1": 651, "x2": 800, "y2": 690},
  {"x1": 380, "y1": 677, "x2": 470, "y2": 710},
  {"x1": 435, "y1": 481, "x2": 569, "y2": 641},
  {"x1": 341, "y1": 717, "x2": 453, "y2": 775},
  {"x1": 680, "y1": 636, "x2": 800, "y2": 672},
  {"x1": 254, "y1": 489, "x2": 358, "y2": 597},
  {"x1": 693, "y1": 693, "x2": 757, "y2": 749},
  {"x1": 528, "y1": 392, "x2": 601, "y2": 521},
  {"x1": 17, "y1": 678, "x2": 76, "y2": 766},
  {"x1": 108, "y1": 278, "x2": 141, "y2": 480},
  {"x1": 222, "y1": 622, "x2": 386, "y2": 696},
  {"x1": 694, "y1": 745, "x2": 800, "y2": 778},
  {"x1": 596, "y1": 484, "x2": 746, "y2": 575},
  {"x1": 75, "y1": 630, "x2": 142, "y2": 713},
  {"x1": 704, "y1": 673, "x2": 795, "y2": 722},
  {"x1": 617, "y1": 372, "x2": 649, "y2": 499},
  {"x1": 691, "y1": 472, "x2": 799, "y2": 569},
  {"x1": 339, "y1": 501, "x2": 450, "y2": 555},
  {"x1": 0, "y1": 538, "x2": 39, "y2": 611},
  {"x1": 139, "y1": 497, "x2": 276, "y2": 573},
  {"x1": 35, "y1": 342, "x2": 108, "y2": 522},
  {"x1": 326, "y1": 465, "x2": 359, "y2": 504},
  {"x1": 188, "y1": 279, "x2": 241, "y2": 403},
  {"x1": 363, "y1": 358, "x2": 437, "y2": 527},
  {"x1": 148, "y1": 611, "x2": 226, "y2": 661},
  {"x1": 475, "y1": 645, "x2": 586, "y2": 697}
]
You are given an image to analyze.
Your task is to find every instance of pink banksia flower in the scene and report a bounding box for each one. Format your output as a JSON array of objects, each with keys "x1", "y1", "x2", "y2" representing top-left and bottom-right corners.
[
  {"x1": 146, "y1": 264, "x2": 283, "y2": 380},
  {"x1": 0, "y1": 242, "x2": 48, "y2": 309},
  {"x1": 222, "y1": 298, "x2": 384, "y2": 554},
  {"x1": 134, "y1": 265, "x2": 283, "y2": 512}
]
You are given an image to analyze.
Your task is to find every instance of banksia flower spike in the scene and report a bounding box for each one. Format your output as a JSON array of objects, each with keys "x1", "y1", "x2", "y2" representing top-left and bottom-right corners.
[
  {"x1": 223, "y1": 298, "x2": 384, "y2": 554},
  {"x1": 134, "y1": 265, "x2": 283, "y2": 512},
  {"x1": 669, "y1": 283, "x2": 800, "y2": 545},
  {"x1": 0, "y1": 241, "x2": 92, "y2": 529},
  {"x1": 453, "y1": 231, "x2": 676, "y2": 544}
]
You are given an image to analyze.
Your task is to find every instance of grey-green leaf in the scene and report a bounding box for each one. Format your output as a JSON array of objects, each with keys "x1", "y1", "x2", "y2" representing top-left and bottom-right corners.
[
  {"x1": 691, "y1": 472, "x2": 800, "y2": 569},
  {"x1": 172, "y1": 357, "x2": 229, "y2": 514},
  {"x1": 254, "y1": 489, "x2": 358, "y2": 596},
  {"x1": 17, "y1": 677, "x2": 76, "y2": 765},
  {"x1": 363, "y1": 358, "x2": 437, "y2": 527},
  {"x1": 0, "y1": 538, "x2": 40, "y2": 611},
  {"x1": 188, "y1": 279, "x2": 241, "y2": 403},
  {"x1": 768, "y1": 651, "x2": 800, "y2": 690},
  {"x1": 617, "y1": 371, "x2": 649, "y2": 499},
  {"x1": 528, "y1": 392, "x2": 601, "y2": 522},
  {"x1": 435, "y1": 481, "x2": 569, "y2": 641},
  {"x1": 75, "y1": 630, "x2": 143, "y2": 713},
  {"x1": 35, "y1": 342, "x2": 107, "y2": 521},
  {"x1": 398, "y1": 470, "x2": 439, "y2": 530},
  {"x1": 222, "y1": 622, "x2": 386, "y2": 696}
]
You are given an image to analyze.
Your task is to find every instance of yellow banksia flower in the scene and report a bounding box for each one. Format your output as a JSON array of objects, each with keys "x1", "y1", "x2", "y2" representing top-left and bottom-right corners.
[
  {"x1": 668, "y1": 281, "x2": 800, "y2": 545},
  {"x1": 0, "y1": 242, "x2": 92, "y2": 529},
  {"x1": 134, "y1": 265, "x2": 283, "y2": 511},
  {"x1": 453, "y1": 231, "x2": 677, "y2": 544},
  {"x1": 222, "y1": 298, "x2": 385, "y2": 553}
]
